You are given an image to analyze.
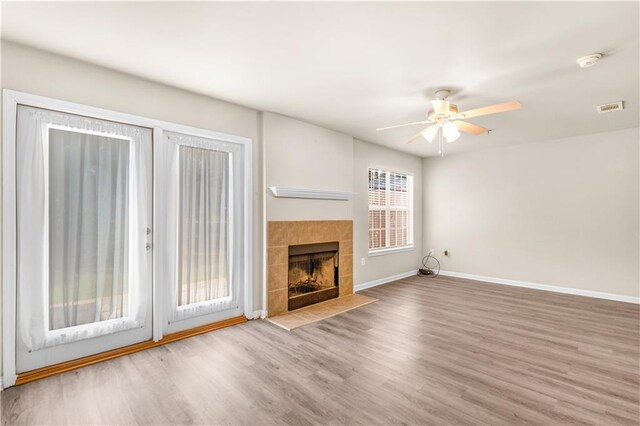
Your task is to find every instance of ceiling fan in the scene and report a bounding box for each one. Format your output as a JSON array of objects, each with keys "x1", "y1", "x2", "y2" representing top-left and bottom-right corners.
[{"x1": 377, "y1": 90, "x2": 522, "y2": 156}]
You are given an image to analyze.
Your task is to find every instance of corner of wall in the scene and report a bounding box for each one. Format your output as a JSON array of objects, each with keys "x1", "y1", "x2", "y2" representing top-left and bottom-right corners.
[{"x1": 258, "y1": 111, "x2": 267, "y2": 312}]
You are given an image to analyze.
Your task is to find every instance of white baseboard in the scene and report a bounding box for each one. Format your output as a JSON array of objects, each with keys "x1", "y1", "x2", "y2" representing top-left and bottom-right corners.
[
  {"x1": 355, "y1": 270, "x2": 418, "y2": 292},
  {"x1": 439, "y1": 270, "x2": 640, "y2": 304},
  {"x1": 248, "y1": 310, "x2": 268, "y2": 319}
]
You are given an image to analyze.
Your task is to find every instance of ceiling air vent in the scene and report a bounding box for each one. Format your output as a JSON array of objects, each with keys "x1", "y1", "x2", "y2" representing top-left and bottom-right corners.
[{"x1": 597, "y1": 101, "x2": 624, "y2": 114}]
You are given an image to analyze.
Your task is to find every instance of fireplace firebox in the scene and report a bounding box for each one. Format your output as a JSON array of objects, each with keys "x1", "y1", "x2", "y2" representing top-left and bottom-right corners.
[{"x1": 288, "y1": 242, "x2": 339, "y2": 310}]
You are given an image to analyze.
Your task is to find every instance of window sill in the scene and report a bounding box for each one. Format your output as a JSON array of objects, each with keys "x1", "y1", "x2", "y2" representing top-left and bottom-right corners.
[{"x1": 368, "y1": 245, "x2": 415, "y2": 257}]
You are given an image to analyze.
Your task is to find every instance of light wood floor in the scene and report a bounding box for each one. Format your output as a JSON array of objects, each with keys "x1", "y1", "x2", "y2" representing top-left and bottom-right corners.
[{"x1": 2, "y1": 275, "x2": 639, "y2": 425}]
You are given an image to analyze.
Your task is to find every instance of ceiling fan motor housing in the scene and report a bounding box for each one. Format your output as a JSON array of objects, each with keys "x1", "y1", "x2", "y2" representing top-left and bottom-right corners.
[
  {"x1": 433, "y1": 100, "x2": 450, "y2": 116},
  {"x1": 577, "y1": 53, "x2": 602, "y2": 68},
  {"x1": 434, "y1": 89, "x2": 451, "y2": 100},
  {"x1": 429, "y1": 103, "x2": 458, "y2": 122}
]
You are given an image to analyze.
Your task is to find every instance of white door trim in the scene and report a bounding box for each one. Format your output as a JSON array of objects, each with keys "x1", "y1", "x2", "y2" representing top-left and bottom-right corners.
[
  {"x1": 1, "y1": 89, "x2": 253, "y2": 387},
  {"x1": 2, "y1": 91, "x2": 19, "y2": 388},
  {"x1": 152, "y1": 126, "x2": 164, "y2": 343}
]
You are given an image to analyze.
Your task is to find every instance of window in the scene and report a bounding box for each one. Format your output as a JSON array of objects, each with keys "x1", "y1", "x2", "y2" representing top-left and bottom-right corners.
[{"x1": 368, "y1": 168, "x2": 414, "y2": 254}]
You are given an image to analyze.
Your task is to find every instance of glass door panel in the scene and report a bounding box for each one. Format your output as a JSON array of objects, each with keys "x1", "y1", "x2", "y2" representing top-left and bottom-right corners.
[
  {"x1": 48, "y1": 128, "x2": 131, "y2": 331},
  {"x1": 178, "y1": 146, "x2": 231, "y2": 308}
]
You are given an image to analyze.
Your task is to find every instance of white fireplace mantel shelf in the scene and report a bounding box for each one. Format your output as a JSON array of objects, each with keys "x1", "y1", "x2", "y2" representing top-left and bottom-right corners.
[{"x1": 268, "y1": 186, "x2": 356, "y2": 201}]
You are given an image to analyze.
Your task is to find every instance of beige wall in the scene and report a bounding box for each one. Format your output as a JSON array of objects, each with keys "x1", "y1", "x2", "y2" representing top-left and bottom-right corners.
[
  {"x1": 353, "y1": 139, "x2": 424, "y2": 285},
  {"x1": 423, "y1": 127, "x2": 640, "y2": 298},
  {"x1": 263, "y1": 112, "x2": 354, "y2": 221}
]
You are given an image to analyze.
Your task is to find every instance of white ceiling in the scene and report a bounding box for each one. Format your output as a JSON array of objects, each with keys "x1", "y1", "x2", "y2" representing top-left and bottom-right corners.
[{"x1": 2, "y1": 2, "x2": 638, "y2": 157}]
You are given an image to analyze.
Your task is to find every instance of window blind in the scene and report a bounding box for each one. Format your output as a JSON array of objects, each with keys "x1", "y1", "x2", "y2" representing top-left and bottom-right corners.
[{"x1": 368, "y1": 168, "x2": 413, "y2": 252}]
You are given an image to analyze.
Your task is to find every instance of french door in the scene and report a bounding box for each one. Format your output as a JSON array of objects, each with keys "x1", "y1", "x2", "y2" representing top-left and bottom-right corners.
[
  {"x1": 155, "y1": 131, "x2": 245, "y2": 334},
  {"x1": 15, "y1": 105, "x2": 153, "y2": 373},
  {"x1": 5, "y1": 92, "x2": 251, "y2": 383}
]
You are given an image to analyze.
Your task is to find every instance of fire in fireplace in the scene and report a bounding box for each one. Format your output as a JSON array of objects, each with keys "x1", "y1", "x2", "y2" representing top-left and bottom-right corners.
[{"x1": 288, "y1": 242, "x2": 339, "y2": 310}]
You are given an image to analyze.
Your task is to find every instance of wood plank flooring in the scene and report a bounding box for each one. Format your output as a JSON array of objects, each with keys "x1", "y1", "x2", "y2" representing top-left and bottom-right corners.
[{"x1": 2, "y1": 275, "x2": 639, "y2": 425}]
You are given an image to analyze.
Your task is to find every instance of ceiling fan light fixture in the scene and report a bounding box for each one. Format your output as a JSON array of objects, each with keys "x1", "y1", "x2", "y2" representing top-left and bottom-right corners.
[
  {"x1": 422, "y1": 124, "x2": 439, "y2": 142},
  {"x1": 442, "y1": 121, "x2": 460, "y2": 142}
]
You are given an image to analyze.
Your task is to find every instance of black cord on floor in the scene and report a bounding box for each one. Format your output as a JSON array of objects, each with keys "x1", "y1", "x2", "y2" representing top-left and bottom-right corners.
[{"x1": 418, "y1": 253, "x2": 440, "y2": 278}]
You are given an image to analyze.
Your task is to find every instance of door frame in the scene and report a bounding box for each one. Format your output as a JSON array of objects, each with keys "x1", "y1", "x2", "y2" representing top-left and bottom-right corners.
[{"x1": 2, "y1": 89, "x2": 253, "y2": 388}]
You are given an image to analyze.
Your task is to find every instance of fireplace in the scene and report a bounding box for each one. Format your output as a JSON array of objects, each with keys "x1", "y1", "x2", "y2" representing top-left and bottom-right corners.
[
  {"x1": 267, "y1": 220, "x2": 352, "y2": 316},
  {"x1": 288, "y1": 242, "x2": 339, "y2": 310}
]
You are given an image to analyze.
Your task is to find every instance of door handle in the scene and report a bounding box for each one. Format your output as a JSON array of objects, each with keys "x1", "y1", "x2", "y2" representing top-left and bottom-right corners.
[{"x1": 146, "y1": 228, "x2": 152, "y2": 251}]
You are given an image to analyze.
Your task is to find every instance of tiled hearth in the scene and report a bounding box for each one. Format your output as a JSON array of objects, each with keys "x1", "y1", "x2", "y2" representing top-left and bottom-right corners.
[{"x1": 267, "y1": 220, "x2": 353, "y2": 316}]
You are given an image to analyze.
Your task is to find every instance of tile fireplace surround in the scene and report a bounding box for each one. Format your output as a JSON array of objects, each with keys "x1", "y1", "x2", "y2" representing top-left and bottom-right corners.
[{"x1": 267, "y1": 220, "x2": 353, "y2": 316}]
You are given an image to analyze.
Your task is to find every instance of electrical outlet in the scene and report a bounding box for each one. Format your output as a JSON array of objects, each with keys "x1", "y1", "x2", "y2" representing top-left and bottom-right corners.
[
  {"x1": 361, "y1": 257, "x2": 366, "y2": 266},
  {"x1": 429, "y1": 248, "x2": 434, "y2": 255}
]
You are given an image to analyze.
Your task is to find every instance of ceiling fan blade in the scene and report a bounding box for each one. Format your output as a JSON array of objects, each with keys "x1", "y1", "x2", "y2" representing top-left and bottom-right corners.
[
  {"x1": 406, "y1": 128, "x2": 428, "y2": 144},
  {"x1": 376, "y1": 120, "x2": 429, "y2": 131},
  {"x1": 457, "y1": 100, "x2": 522, "y2": 119},
  {"x1": 453, "y1": 120, "x2": 489, "y2": 135}
]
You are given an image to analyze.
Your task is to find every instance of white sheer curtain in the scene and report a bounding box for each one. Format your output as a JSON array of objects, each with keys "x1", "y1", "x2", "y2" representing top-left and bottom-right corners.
[
  {"x1": 48, "y1": 128, "x2": 130, "y2": 330},
  {"x1": 16, "y1": 106, "x2": 151, "y2": 351},
  {"x1": 158, "y1": 131, "x2": 239, "y2": 323},
  {"x1": 178, "y1": 146, "x2": 230, "y2": 306}
]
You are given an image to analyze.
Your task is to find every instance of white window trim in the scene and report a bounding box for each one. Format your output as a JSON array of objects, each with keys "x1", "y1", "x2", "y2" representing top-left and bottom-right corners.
[
  {"x1": 2, "y1": 89, "x2": 253, "y2": 388},
  {"x1": 367, "y1": 168, "x2": 414, "y2": 256},
  {"x1": 368, "y1": 245, "x2": 416, "y2": 257}
]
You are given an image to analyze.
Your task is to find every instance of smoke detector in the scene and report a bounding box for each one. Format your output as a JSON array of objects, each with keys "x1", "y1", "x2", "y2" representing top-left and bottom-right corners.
[
  {"x1": 577, "y1": 53, "x2": 603, "y2": 68},
  {"x1": 597, "y1": 101, "x2": 624, "y2": 114}
]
